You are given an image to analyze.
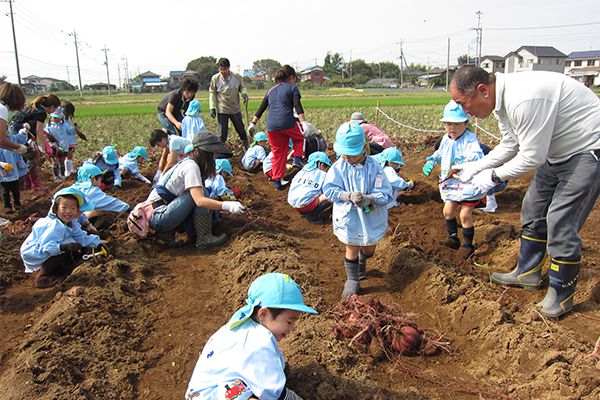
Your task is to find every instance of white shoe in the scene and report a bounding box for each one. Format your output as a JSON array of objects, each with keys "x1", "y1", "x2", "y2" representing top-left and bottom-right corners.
[{"x1": 480, "y1": 195, "x2": 498, "y2": 213}]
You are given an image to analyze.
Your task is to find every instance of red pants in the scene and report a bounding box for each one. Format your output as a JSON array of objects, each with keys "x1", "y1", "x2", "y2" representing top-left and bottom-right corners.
[{"x1": 267, "y1": 124, "x2": 304, "y2": 180}]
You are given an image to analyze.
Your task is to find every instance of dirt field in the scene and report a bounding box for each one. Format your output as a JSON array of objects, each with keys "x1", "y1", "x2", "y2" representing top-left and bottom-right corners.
[{"x1": 0, "y1": 144, "x2": 599, "y2": 400}]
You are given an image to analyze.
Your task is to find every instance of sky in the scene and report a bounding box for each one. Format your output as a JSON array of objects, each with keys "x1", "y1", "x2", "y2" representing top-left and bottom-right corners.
[{"x1": 1, "y1": 0, "x2": 600, "y2": 87}]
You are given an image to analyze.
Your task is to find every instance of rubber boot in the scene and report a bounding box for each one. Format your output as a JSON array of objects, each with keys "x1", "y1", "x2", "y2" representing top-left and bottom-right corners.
[
  {"x1": 480, "y1": 194, "x2": 498, "y2": 213},
  {"x1": 342, "y1": 258, "x2": 360, "y2": 299},
  {"x1": 64, "y1": 159, "x2": 74, "y2": 177},
  {"x1": 193, "y1": 213, "x2": 227, "y2": 249},
  {"x1": 445, "y1": 218, "x2": 460, "y2": 249},
  {"x1": 52, "y1": 164, "x2": 63, "y2": 182},
  {"x1": 537, "y1": 259, "x2": 580, "y2": 318},
  {"x1": 491, "y1": 234, "x2": 546, "y2": 289},
  {"x1": 358, "y1": 250, "x2": 368, "y2": 280},
  {"x1": 459, "y1": 226, "x2": 475, "y2": 259}
]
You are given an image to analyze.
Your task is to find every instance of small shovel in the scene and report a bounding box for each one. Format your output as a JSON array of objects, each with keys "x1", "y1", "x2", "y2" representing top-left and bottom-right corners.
[{"x1": 82, "y1": 246, "x2": 108, "y2": 261}]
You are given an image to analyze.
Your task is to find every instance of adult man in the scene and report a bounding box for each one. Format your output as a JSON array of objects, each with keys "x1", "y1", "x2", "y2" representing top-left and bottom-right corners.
[
  {"x1": 157, "y1": 78, "x2": 198, "y2": 135},
  {"x1": 209, "y1": 58, "x2": 249, "y2": 148},
  {"x1": 449, "y1": 66, "x2": 600, "y2": 318}
]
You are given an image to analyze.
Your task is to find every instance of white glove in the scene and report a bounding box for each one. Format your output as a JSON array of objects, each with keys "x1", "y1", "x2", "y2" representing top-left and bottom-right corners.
[
  {"x1": 247, "y1": 122, "x2": 257, "y2": 135},
  {"x1": 451, "y1": 161, "x2": 480, "y2": 183},
  {"x1": 15, "y1": 144, "x2": 28, "y2": 155},
  {"x1": 300, "y1": 121, "x2": 309, "y2": 134},
  {"x1": 222, "y1": 201, "x2": 246, "y2": 215},
  {"x1": 471, "y1": 169, "x2": 497, "y2": 193},
  {"x1": 406, "y1": 180, "x2": 415, "y2": 189},
  {"x1": 22, "y1": 122, "x2": 31, "y2": 131}
]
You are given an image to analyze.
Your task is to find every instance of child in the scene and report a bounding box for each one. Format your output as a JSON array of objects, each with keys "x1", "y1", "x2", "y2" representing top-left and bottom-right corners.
[
  {"x1": 87, "y1": 145, "x2": 122, "y2": 189},
  {"x1": 323, "y1": 122, "x2": 393, "y2": 298},
  {"x1": 185, "y1": 272, "x2": 317, "y2": 400},
  {"x1": 181, "y1": 99, "x2": 206, "y2": 141},
  {"x1": 287, "y1": 151, "x2": 333, "y2": 224},
  {"x1": 20, "y1": 187, "x2": 103, "y2": 288},
  {"x1": 205, "y1": 158, "x2": 236, "y2": 201},
  {"x1": 119, "y1": 146, "x2": 151, "y2": 185},
  {"x1": 422, "y1": 100, "x2": 486, "y2": 259},
  {"x1": 62, "y1": 102, "x2": 87, "y2": 175},
  {"x1": 373, "y1": 147, "x2": 414, "y2": 209},
  {"x1": 149, "y1": 128, "x2": 192, "y2": 180},
  {"x1": 0, "y1": 149, "x2": 21, "y2": 213},
  {"x1": 241, "y1": 131, "x2": 269, "y2": 172},
  {"x1": 44, "y1": 107, "x2": 74, "y2": 181}
]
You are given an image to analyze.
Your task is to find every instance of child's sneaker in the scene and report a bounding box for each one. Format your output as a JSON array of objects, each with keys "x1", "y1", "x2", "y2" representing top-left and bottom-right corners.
[{"x1": 458, "y1": 244, "x2": 475, "y2": 259}]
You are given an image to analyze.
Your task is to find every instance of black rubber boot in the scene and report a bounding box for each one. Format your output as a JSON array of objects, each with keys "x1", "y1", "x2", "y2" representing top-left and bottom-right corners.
[
  {"x1": 491, "y1": 234, "x2": 546, "y2": 289},
  {"x1": 358, "y1": 250, "x2": 369, "y2": 280},
  {"x1": 445, "y1": 218, "x2": 460, "y2": 249},
  {"x1": 193, "y1": 213, "x2": 227, "y2": 249},
  {"x1": 538, "y1": 259, "x2": 580, "y2": 318},
  {"x1": 342, "y1": 258, "x2": 360, "y2": 299},
  {"x1": 459, "y1": 226, "x2": 475, "y2": 259}
]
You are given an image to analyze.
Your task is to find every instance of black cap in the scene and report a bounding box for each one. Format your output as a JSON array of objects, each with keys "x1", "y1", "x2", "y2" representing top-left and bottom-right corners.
[{"x1": 192, "y1": 132, "x2": 232, "y2": 156}]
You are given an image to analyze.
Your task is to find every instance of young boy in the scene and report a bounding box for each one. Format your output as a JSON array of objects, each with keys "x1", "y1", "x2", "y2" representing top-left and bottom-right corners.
[
  {"x1": 45, "y1": 107, "x2": 74, "y2": 181},
  {"x1": 181, "y1": 99, "x2": 206, "y2": 141},
  {"x1": 241, "y1": 131, "x2": 269, "y2": 172},
  {"x1": 422, "y1": 100, "x2": 486, "y2": 259},
  {"x1": 287, "y1": 151, "x2": 333, "y2": 224},
  {"x1": 185, "y1": 272, "x2": 317, "y2": 400},
  {"x1": 373, "y1": 147, "x2": 414, "y2": 209},
  {"x1": 20, "y1": 187, "x2": 103, "y2": 288},
  {"x1": 323, "y1": 122, "x2": 393, "y2": 298},
  {"x1": 119, "y1": 146, "x2": 151, "y2": 185},
  {"x1": 149, "y1": 128, "x2": 192, "y2": 180}
]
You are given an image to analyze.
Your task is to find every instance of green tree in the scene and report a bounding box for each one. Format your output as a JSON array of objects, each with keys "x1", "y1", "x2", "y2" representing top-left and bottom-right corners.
[
  {"x1": 349, "y1": 59, "x2": 373, "y2": 79},
  {"x1": 252, "y1": 59, "x2": 281, "y2": 79},
  {"x1": 371, "y1": 62, "x2": 400, "y2": 79},
  {"x1": 323, "y1": 52, "x2": 345, "y2": 77},
  {"x1": 186, "y1": 56, "x2": 218, "y2": 90},
  {"x1": 457, "y1": 54, "x2": 470, "y2": 66}
]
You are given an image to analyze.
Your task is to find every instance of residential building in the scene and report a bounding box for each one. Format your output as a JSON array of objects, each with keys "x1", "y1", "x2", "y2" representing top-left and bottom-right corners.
[
  {"x1": 84, "y1": 83, "x2": 117, "y2": 91},
  {"x1": 299, "y1": 66, "x2": 325, "y2": 85},
  {"x1": 504, "y1": 46, "x2": 567, "y2": 73},
  {"x1": 479, "y1": 56, "x2": 505, "y2": 73},
  {"x1": 167, "y1": 70, "x2": 200, "y2": 90},
  {"x1": 22, "y1": 75, "x2": 70, "y2": 94},
  {"x1": 564, "y1": 50, "x2": 600, "y2": 87},
  {"x1": 132, "y1": 71, "x2": 168, "y2": 92}
]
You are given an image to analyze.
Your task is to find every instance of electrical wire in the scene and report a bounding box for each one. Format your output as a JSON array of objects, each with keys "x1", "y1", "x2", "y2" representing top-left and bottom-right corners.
[{"x1": 487, "y1": 21, "x2": 600, "y2": 31}]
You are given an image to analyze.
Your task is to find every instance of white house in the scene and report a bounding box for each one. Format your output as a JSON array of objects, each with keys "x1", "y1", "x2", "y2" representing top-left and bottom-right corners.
[
  {"x1": 22, "y1": 75, "x2": 68, "y2": 94},
  {"x1": 479, "y1": 56, "x2": 505, "y2": 73},
  {"x1": 504, "y1": 46, "x2": 567, "y2": 74},
  {"x1": 564, "y1": 50, "x2": 600, "y2": 87}
]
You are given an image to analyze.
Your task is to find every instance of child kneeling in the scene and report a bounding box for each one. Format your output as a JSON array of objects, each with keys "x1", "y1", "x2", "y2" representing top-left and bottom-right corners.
[
  {"x1": 185, "y1": 273, "x2": 317, "y2": 400},
  {"x1": 241, "y1": 131, "x2": 269, "y2": 173},
  {"x1": 20, "y1": 187, "x2": 103, "y2": 288},
  {"x1": 287, "y1": 151, "x2": 333, "y2": 224}
]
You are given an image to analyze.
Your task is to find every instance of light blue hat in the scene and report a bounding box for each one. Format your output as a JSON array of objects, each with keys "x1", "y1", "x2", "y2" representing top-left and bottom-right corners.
[
  {"x1": 305, "y1": 151, "x2": 332, "y2": 171},
  {"x1": 184, "y1": 143, "x2": 194, "y2": 154},
  {"x1": 333, "y1": 121, "x2": 365, "y2": 156},
  {"x1": 441, "y1": 100, "x2": 469, "y2": 123},
  {"x1": 216, "y1": 158, "x2": 233, "y2": 176},
  {"x1": 185, "y1": 99, "x2": 202, "y2": 116},
  {"x1": 102, "y1": 146, "x2": 118, "y2": 165},
  {"x1": 128, "y1": 146, "x2": 148, "y2": 160},
  {"x1": 229, "y1": 273, "x2": 318, "y2": 330},
  {"x1": 50, "y1": 107, "x2": 64, "y2": 119},
  {"x1": 378, "y1": 147, "x2": 405, "y2": 167},
  {"x1": 76, "y1": 164, "x2": 105, "y2": 188},
  {"x1": 52, "y1": 187, "x2": 94, "y2": 212},
  {"x1": 253, "y1": 131, "x2": 268, "y2": 142}
]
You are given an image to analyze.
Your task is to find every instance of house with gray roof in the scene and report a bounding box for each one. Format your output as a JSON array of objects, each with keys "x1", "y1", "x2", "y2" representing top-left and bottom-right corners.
[
  {"x1": 504, "y1": 46, "x2": 567, "y2": 73},
  {"x1": 564, "y1": 50, "x2": 600, "y2": 87},
  {"x1": 479, "y1": 55, "x2": 505, "y2": 73}
]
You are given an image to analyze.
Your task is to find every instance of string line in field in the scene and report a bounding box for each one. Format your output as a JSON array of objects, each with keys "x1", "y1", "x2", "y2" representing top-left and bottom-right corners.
[{"x1": 472, "y1": 122, "x2": 501, "y2": 141}]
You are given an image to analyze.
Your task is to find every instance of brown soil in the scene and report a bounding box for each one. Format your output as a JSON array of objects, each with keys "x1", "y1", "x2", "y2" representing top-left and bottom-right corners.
[{"x1": 0, "y1": 148, "x2": 599, "y2": 400}]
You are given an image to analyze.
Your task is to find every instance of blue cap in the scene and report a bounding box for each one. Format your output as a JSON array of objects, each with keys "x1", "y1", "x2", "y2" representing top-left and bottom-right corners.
[
  {"x1": 128, "y1": 146, "x2": 148, "y2": 160},
  {"x1": 102, "y1": 146, "x2": 118, "y2": 165},
  {"x1": 229, "y1": 273, "x2": 318, "y2": 330},
  {"x1": 52, "y1": 187, "x2": 94, "y2": 212},
  {"x1": 441, "y1": 100, "x2": 469, "y2": 123},
  {"x1": 378, "y1": 147, "x2": 405, "y2": 167},
  {"x1": 184, "y1": 143, "x2": 194, "y2": 154},
  {"x1": 305, "y1": 151, "x2": 332, "y2": 171},
  {"x1": 185, "y1": 99, "x2": 202, "y2": 116},
  {"x1": 253, "y1": 131, "x2": 268, "y2": 142},
  {"x1": 216, "y1": 158, "x2": 233, "y2": 176},
  {"x1": 76, "y1": 164, "x2": 105, "y2": 188},
  {"x1": 50, "y1": 107, "x2": 64, "y2": 119},
  {"x1": 333, "y1": 122, "x2": 365, "y2": 156}
]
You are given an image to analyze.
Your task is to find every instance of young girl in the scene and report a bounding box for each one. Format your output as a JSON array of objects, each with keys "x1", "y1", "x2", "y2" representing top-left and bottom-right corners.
[
  {"x1": 205, "y1": 158, "x2": 236, "y2": 201},
  {"x1": 373, "y1": 147, "x2": 414, "y2": 209},
  {"x1": 422, "y1": 100, "x2": 486, "y2": 259},
  {"x1": 181, "y1": 99, "x2": 206, "y2": 141},
  {"x1": 44, "y1": 107, "x2": 74, "y2": 180},
  {"x1": 62, "y1": 102, "x2": 87, "y2": 174},
  {"x1": 185, "y1": 272, "x2": 317, "y2": 400},
  {"x1": 241, "y1": 131, "x2": 269, "y2": 172},
  {"x1": 119, "y1": 146, "x2": 151, "y2": 185},
  {"x1": 287, "y1": 151, "x2": 333, "y2": 224},
  {"x1": 0, "y1": 148, "x2": 21, "y2": 213},
  {"x1": 20, "y1": 187, "x2": 103, "y2": 288},
  {"x1": 87, "y1": 145, "x2": 122, "y2": 189},
  {"x1": 323, "y1": 122, "x2": 393, "y2": 298}
]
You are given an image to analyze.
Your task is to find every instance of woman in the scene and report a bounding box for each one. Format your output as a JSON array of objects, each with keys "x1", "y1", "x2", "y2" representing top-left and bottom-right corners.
[
  {"x1": 146, "y1": 132, "x2": 246, "y2": 249},
  {"x1": 0, "y1": 83, "x2": 28, "y2": 155},
  {"x1": 247, "y1": 65, "x2": 309, "y2": 191}
]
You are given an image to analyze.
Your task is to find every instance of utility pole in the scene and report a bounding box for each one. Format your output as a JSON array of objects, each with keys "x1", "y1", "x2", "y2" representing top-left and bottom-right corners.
[
  {"x1": 397, "y1": 41, "x2": 405, "y2": 87},
  {"x1": 68, "y1": 30, "x2": 83, "y2": 97},
  {"x1": 117, "y1": 63, "x2": 121, "y2": 90},
  {"x1": 102, "y1": 45, "x2": 111, "y2": 95},
  {"x1": 3, "y1": 0, "x2": 22, "y2": 85},
  {"x1": 66, "y1": 65, "x2": 71, "y2": 85},
  {"x1": 446, "y1": 37, "x2": 450, "y2": 91},
  {"x1": 122, "y1": 56, "x2": 130, "y2": 92},
  {"x1": 474, "y1": 11, "x2": 483, "y2": 66}
]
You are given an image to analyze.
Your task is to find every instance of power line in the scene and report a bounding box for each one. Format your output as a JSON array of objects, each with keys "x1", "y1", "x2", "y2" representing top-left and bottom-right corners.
[{"x1": 487, "y1": 20, "x2": 600, "y2": 31}]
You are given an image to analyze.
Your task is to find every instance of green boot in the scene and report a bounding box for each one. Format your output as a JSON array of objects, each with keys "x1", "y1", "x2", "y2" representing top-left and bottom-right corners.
[
  {"x1": 491, "y1": 234, "x2": 546, "y2": 290},
  {"x1": 537, "y1": 259, "x2": 580, "y2": 318},
  {"x1": 193, "y1": 213, "x2": 227, "y2": 249},
  {"x1": 358, "y1": 250, "x2": 368, "y2": 280}
]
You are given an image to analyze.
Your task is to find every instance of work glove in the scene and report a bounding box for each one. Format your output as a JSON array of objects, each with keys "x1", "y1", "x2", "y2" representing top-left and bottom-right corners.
[
  {"x1": 247, "y1": 122, "x2": 257, "y2": 136},
  {"x1": 360, "y1": 194, "x2": 375, "y2": 207},
  {"x1": 300, "y1": 121, "x2": 309, "y2": 134},
  {"x1": 222, "y1": 201, "x2": 246, "y2": 215},
  {"x1": 406, "y1": 180, "x2": 415, "y2": 190},
  {"x1": 470, "y1": 169, "x2": 497, "y2": 193},
  {"x1": 451, "y1": 161, "x2": 480, "y2": 183},
  {"x1": 242, "y1": 93, "x2": 249, "y2": 103},
  {"x1": 210, "y1": 109, "x2": 217, "y2": 119},
  {"x1": 339, "y1": 191, "x2": 363, "y2": 206},
  {"x1": 60, "y1": 242, "x2": 82, "y2": 252},
  {"x1": 22, "y1": 122, "x2": 31, "y2": 131},
  {"x1": 422, "y1": 157, "x2": 435, "y2": 176},
  {"x1": 15, "y1": 144, "x2": 28, "y2": 156}
]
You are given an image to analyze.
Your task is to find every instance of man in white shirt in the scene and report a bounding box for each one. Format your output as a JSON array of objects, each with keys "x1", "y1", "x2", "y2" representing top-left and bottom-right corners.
[{"x1": 450, "y1": 66, "x2": 600, "y2": 318}]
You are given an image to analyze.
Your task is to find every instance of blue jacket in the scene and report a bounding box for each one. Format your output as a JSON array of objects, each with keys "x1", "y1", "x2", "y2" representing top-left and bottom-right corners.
[
  {"x1": 181, "y1": 115, "x2": 206, "y2": 141},
  {"x1": 287, "y1": 167, "x2": 327, "y2": 208},
  {"x1": 204, "y1": 174, "x2": 233, "y2": 198},
  {"x1": 8, "y1": 130, "x2": 29, "y2": 177},
  {"x1": 71, "y1": 183, "x2": 130, "y2": 213},
  {"x1": 323, "y1": 156, "x2": 393, "y2": 246},
  {"x1": 0, "y1": 148, "x2": 21, "y2": 182},
  {"x1": 20, "y1": 213, "x2": 101, "y2": 272},
  {"x1": 242, "y1": 145, "x2": 267, "y2": 170},
  {"x1": 46, "y1": 121, "x2": 76, "y2": 150},
  {"x1": 118, "y1": 154, "x2": 141, "y2": 175},
  {"x1": 382, "y1": 166, "x2": 410, "y2": 209}
]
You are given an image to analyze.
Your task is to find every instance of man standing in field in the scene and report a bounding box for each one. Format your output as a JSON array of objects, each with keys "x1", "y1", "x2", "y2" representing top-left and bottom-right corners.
[
  {"x1": 450, "y1": 65, "x2": 600, "y2": 318},
  {"x1": 209, "y1": 58, "x2": 250, "y2": 149},
  {"x1": 157, "y1": 78, "x2": 198, "y2": 136}
]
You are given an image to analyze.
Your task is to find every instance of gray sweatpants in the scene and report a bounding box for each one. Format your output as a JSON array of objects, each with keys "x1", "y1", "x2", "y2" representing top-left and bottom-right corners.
[{"x1": 521, "y1": 150, "x2": 600, "y2": 260}]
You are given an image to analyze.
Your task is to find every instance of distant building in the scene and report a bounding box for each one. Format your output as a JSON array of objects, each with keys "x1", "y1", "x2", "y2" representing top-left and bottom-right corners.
[
  {"x1": 479, "y1": 56, "x2": 505, "y2": 73},
  {"x1": 504, "y1": 46, "x2": 567, "y2": 73},
  {"x1": 168, "y1": 70, "x2": 200, "y2": 90},
  {"x1": 243, "y1": 69, "x2": 255, "y2": 78},
  {"x1": 22, "y1": 75, "x2": 70, "y2": 94},
  {"x1": 417, "y1": 68, "x2": 455, "y2": 87},
  {"x1": 564, "y1": 50, "x2": 600, "y2": 87},
  {"x1": 85, "y1": 82, "x2": 117, "y2": 91},
  {"x1": 365, "y1": 78, "x2": 399, "y2": 88},
  {"x1": 299, "y1": 66, "x2": 325, "y2": 85},
  {"x1": 133, "y1": 71, "x2": 168, "y2": 92}
]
